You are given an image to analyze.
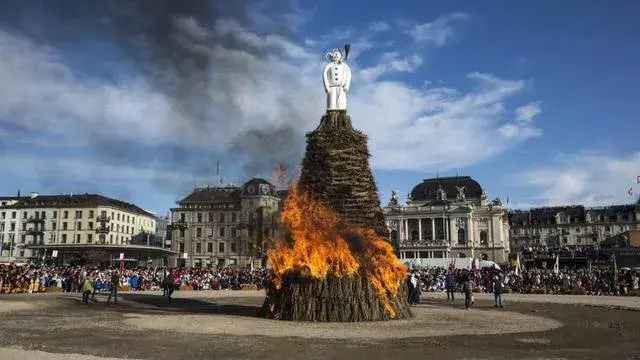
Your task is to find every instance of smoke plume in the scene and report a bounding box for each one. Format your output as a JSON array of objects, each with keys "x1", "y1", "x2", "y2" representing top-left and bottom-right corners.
[{"x1": 0, "y1": 0, "x2": 312, "y2": 187}]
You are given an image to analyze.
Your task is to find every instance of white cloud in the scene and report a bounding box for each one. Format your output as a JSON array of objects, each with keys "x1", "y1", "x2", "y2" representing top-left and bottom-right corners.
[
  {"x1": 368, "y1": 21, "x2": 391, "y2": 33},
  {"x1": 515, "y1": 101, "x2": 542, "y2": 122},
  {"x1": 0, "y1": 11, "x2": 540, "y2": 179},
  {"x1": 403, "y1": 13, "x2": 469, "y2": 45},
  {"x1": 515, "y1": 151, "x2": 640, "y2": 207}
]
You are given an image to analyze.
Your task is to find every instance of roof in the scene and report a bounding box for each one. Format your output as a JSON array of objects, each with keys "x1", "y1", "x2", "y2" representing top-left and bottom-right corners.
[
  {"x1": 178, "y1": 186, "x2": 242, "y2": 204},
  {"x1": 410, "y1": 176, "x2": 483, "y2": 202},
  {"x1": 1, "y1": 194, "x2": 154, "y2": 217}
]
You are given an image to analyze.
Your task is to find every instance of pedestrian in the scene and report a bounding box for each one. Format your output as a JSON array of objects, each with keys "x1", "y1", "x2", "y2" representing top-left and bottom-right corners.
[
  {"x1": 81, "y1": 276, "x2": 94, "y2": 304},
  {"x1": 107, "y1": 270, "x2": 119, "y2": 304},
  {"x1": 493, "y1": 274, "x2": 504, "y2": 309},
  {"x1": 460, "y1": 270, "x2": 473, "y2": 309},
  {"x1": 445, "y1": 271, "x2": 456, "y2": 301}
]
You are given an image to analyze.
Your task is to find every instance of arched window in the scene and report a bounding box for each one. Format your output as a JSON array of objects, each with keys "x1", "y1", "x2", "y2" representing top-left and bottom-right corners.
[
  {"x1": 480, "y1": 230, "x2": 488, "y2": 246},
  {"x1": 457, "y1": 228, "x2": 466, "y2": 245}
]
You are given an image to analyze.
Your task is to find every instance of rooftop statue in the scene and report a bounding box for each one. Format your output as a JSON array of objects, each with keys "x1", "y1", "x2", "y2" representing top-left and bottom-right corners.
[{"x1": 323, "y1": 45, "x2": 352, "y2": 111}]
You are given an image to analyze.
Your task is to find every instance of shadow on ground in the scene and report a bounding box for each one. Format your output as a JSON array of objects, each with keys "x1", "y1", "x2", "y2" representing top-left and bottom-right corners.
[{"x1": 75, "y1": 292, "x2": 266, "y2": 318}]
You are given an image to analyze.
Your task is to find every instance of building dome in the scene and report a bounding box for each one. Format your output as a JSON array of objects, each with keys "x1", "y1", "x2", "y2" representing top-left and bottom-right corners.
[
  {"x1": 409, "y1": 176, "x2": 483, "y2": 202},
  {"x1": 242, "y1": 178, "x2": 277, "y2": 197}
]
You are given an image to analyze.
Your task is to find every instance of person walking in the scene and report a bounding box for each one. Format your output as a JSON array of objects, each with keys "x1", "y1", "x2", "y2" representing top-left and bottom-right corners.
[
  {"x1": 493, "y1": 274, "x2": 504, "y2": 309},
  {"x1": 445, "y1": 271, "x2": 456, "y2": 302},
  {"x1": 462, "y1": 270, "x2": 473, "y2": 310},
  {"x1": 81, "y1": 276, "x2": 94, "y2": 304},
  {"x1": 107, "y1": 270, "x2": 119, "y2": 304}
]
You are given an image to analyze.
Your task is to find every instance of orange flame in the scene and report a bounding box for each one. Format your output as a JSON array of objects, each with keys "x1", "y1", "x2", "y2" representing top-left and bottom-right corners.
[{"x1": 267, "y1": 185, "x2": 408, "y2": 317}]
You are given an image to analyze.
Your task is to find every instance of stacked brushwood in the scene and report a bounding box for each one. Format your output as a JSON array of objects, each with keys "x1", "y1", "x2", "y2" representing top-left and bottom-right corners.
[
  {"x1": 298, "y1": 110, "x2": 389, "y2": 238},
  {"x1": 259, "y1": 271, "x2": 411, "y2": 321}
]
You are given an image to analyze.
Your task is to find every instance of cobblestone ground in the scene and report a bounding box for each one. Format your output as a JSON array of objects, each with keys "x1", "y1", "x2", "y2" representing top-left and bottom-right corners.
[{"x1": 0, "y1": 291, "x2": 639, "y2": 359}]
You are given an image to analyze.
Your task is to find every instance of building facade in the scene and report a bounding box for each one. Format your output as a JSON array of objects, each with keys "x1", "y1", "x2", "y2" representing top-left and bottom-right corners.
[
  {"x1": 0, "y1": 193, "x2": 156, "y2": 262},
  {"x1": 169, "y1": 178, "x2": 282, "y2": 268},
  {"x1": 508, "y1": 204, "x2": 640, "y2": 251},
  {"x1": 383, "y1": 176, "x2": 510, "y2": 262}
]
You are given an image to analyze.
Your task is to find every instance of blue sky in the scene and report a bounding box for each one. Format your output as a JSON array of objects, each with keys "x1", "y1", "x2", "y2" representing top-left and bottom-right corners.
[{"x1": 0, "y1": 0, "x2": 639, "y2": 214}]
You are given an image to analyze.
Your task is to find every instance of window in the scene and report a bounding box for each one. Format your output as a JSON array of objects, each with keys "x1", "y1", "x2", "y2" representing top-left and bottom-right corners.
[
  {"x1": 76, "y1": 234, "x2": 81, "y2": 243},
  {"x1": 179, "y1": 229, "x2": 185, "y2": 237},
  {"x1": 41, "y1": 211, "x2": 45, "y2": 219},
  {"x1": 61, "y1": 234, "x2": 67, "y2": 243},
  {"x1": 77, "y1": 222, "x2": 82, "y2": 230},
  {"x1": 87, "y1": 234, "x2": 93, "y2": 243},
  {"x1": 89, "y1": 210, "x2": 94, "y2": 218},
  {"x1": 1, "y1": 212, "x2": 4, "y2": 219},
  {"x1": 220, "y1": 213, "x2": 225, "y2": 223},
  {"x1": 10, "y1": 223, "x2": 15, "y2": 231},
  {"x1": 419, "y1": 251, "x2": 428, "y2": 258},
  {"x1": 62, "y1": 222, "x2": 68, "y2": 230},
  {"x1": 180, "y1": 213, "x2": 186, "y2": 222},
  {"x1": 23, "y1": 211, "x2": 27, "y2": 219},
  {"x1": 232, "y1": 212, "x2": 237, "y2": 222},
  {"x1": 89, "y1": 222, "x2": 93, "y2": 230},
  {"x1": 480, "y1": 230, "x2": 488, "y2": 246},
  {"x1": 207, "y1": 243, "x2": 213, "y2": 253},
  {"x1": 197, "y1": 213, "x2": 202, "y2": 222},
  {"x1": 22, "y1": 223, "x2": 26, "y2": 231},
  {"x1": 231, "y1": 228, "x2": 237, "y2": 238},
  {"x1": 209, "y1": 212, "x2": 214, "y2": 222},
  {"x1": 219, "y1": 227, "x2": 225, "y2": 237},
  {"x1": 218, "y1": 242, "x2": 225, "y2": 253},
  {"x1": 76, "y1": 210, "x2": 82, "y2": 219},
  {"x1": 21, "y1": 235, "x2": 25, "y2": 243},
  {"x1": 196, "y1": 243, "x2": 202, "y2": 253},
  {"x1": 457, "y1": 228, "x2": 466, "y2": 245},
  {"x1": 231, "y1": 242, "x2": 237, "y2": 252},
  {"x1": 179, "y1": 243, "x2": 185, "y2": 253},
  {"x1": 11, "y1": 212, "x2": 16, "y2": 219},
  {"x1": 53, "y1": 211, "x2": 57, "y2": 218},
  {"x1": 63, "y1": 211, "x2": 68, "y2": 219},
  {"x1": 196, "y1": 227, "x2": 202, "y2": 237}
]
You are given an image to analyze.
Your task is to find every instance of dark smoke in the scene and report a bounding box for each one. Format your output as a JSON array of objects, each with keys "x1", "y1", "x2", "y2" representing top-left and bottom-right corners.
[{"x1": 0, "y1": 0, "x2": 307, "y2": 187}]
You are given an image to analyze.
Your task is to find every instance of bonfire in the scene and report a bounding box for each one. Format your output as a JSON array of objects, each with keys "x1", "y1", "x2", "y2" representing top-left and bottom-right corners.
[{"x1": 260, "y1": 185, "x2": 411, "y2": 321}]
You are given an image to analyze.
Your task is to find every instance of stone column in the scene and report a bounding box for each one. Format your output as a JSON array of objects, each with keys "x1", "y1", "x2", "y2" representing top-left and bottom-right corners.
[
  {"x1": 404, "y1": 219, "x2": 409, "y2": 241},
  {"x1": 431, "y1": 218, "x2": 435, "y2": 241},
  {"x1": 418, "y1": 218, "x2": 423, "y2": 242}
]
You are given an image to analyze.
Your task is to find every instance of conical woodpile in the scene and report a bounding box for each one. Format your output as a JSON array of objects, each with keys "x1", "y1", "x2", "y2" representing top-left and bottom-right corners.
[
  {"x1": 260, "y1": 110, "x2": 411, "y2": 322},
  {"x1": 298, "y1": 110, "x2": 389, "y2": 238}
]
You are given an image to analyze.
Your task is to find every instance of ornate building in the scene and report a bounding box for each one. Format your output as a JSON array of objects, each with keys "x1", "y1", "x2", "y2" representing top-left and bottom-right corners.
[
  {"x1": 383, "y1": 176, "x2": 510, "y2": 262},
  {"x1": 169, "y1": 178, "x2": 282, "y2": 268},
  {"x1": 508, "y1": 203, "x2": 640, "y2": 250},
  {"x1": 0, "y1": 193, "x2": 157, "y2": 262}
]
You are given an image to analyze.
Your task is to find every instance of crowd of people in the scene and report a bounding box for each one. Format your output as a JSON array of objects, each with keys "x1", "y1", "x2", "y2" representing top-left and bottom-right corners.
[
  {"x1": 1, "y1": 263, "x2": 639, "y2": 300},
  {"x1": 0, "y1": 264, "x2": 272, "y2": 295},
  {"x1": 407, "y1": 265, "x2": 640, "y2": 297}
]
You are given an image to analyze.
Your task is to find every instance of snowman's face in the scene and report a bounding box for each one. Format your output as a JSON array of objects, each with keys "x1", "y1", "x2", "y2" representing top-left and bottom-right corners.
[{"x1": 328, "y1": 49, "x2": 343, "y2": 62}]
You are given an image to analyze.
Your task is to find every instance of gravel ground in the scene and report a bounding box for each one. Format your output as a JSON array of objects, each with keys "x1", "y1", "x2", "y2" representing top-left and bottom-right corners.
[
  {"x1": 123, "y1": 304, "x2": 561, "y2": 340},
  {"x1": 0, "y1": 292, "x2": 639, "y2": 359},
  {"x1": 422, "y1": 291, "x2": 640, "y2": 310}
]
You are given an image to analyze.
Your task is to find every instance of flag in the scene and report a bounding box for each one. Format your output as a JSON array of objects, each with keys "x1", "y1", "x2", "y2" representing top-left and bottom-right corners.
[
  {"x1": 613, "y1": 253, "x2": 618, "y2": 282},
  {"x1": 628, "y1": 187, "x2": 634, "y2": 196},
  {"x1": 513, "y1": 256, "x2": 521, "y2": 276},
  {"x1": 553, "y1": 254, "x2": 559, "y2": 274},
  {"x1": 216, "y1": 161, "x2": 220, "y2": 176}
]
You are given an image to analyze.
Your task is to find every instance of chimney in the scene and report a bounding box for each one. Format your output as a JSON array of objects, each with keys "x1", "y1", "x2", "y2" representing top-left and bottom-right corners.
[{"x1": 30, "y1": 192, "x2": 38, "y2": 199}]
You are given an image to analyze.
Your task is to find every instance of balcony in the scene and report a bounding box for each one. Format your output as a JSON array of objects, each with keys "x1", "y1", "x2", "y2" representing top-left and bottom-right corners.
[
  {"x1": 96, "y1": 215, "x2": 111, "y2": 223},
  {"x1": 168, "y1": 220, "x2": 188, "y2": 231},
  {"x1": 95, "y1": 226, "x2": 110, "y2": 234},
  {"x1": 24, "y1": 216, "x2": 46, "y2": 224},
  {"x1": 25, "y1": 229, "x2": 44, "y2": 236}
]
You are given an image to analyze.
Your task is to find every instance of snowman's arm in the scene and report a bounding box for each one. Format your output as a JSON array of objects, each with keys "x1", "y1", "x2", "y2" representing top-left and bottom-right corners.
[
  {"x1": 322, "y1": 64, "x2": 331, "y2": 93},
  {"x1": 343, "y1": 64, "x2": 352, "y2": 92}
]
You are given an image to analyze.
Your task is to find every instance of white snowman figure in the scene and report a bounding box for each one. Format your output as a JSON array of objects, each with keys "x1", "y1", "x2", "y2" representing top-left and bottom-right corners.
[{"x1": 322, "y1": 47, "x2": 352, "y2": 111}]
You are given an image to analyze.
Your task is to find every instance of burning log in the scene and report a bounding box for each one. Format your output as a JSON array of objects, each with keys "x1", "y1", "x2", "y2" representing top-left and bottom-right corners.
[{"x1": 261, "y1": 110, "x2": 412, "y2": 322}]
